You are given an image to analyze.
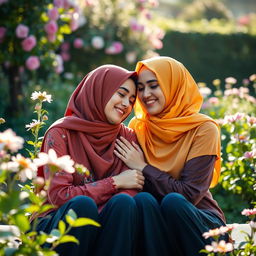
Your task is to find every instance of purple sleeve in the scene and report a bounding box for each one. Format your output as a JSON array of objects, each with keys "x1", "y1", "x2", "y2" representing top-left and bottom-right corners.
[{"x1": 142, "y1": 155, "x2": 216, "y2": 205}]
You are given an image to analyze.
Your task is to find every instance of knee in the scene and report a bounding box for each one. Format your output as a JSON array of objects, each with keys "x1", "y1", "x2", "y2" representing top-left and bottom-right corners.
[
  {"x1": 161, "y1": 193, "x2": 187, "y2": 216},
  {"x1": 109, "y1": 194, "x2": 137, "y2": 212},
  {"x1": 68, "y1": 195, "x2": 98, "y2": 219},
  {"x1": 134, "y1": 192, "x2": 158, "y2": 207}
]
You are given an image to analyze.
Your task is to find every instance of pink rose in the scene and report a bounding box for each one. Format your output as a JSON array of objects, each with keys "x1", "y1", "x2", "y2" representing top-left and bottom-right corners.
[
  {"x1": 105, "y1": 42, "x2": 123, "y2": 55},
  {"x1": 70, "y1": 16, "x2": 79, "y2": 31},
  {"x1": 91, "y1": 36, "x2": 104, "y2": 49},
  {"x1": 0, "y1": 27, "x2": 6, "y2": 39},
  {"x1": 61, "y1": 42, "x2": 70, "y2": 51},
  {"x1": 61, "y1": 51, "x2": 70, "y2": 62},
  {"x1": 26, "y1": 56, "x2": 40, "y2": 70},
  {"x1": 44, "y1": 21, "x2": 58, "y2": 35},
  {"x1": 0, "y1": 0, "x2": 8, "y2": 5},
  {"x1": 54, "y1": 55, "x2": 64, "y2": 74},
  {"x1": 53, "y1": 0, "x2": 64, "y2": 8},
  {"x1": 47, "y1": 34, "x2": 56, "y2": 42},
  {"x1": 16, "y1": 24, "x2": 29, "y2": 38},
  {"x1": 73, "y1": 38, "x2": 84, "y2": 49},
  {"x1": 21, "y1": 35, "x2": 37, "y2": 51},
  {"x1": 48, "y1": 8, "x2": 59, "y2": 20}
]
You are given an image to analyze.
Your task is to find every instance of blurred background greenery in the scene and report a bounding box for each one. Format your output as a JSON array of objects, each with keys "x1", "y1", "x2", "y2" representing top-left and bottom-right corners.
[{"x1": 0, "y1": 0, "x2": 255, "y2": 224}]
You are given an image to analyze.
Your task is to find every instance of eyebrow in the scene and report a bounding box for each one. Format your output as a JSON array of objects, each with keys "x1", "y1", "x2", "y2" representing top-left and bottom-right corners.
[
  {"x1": 138, "y1": 79, "x2": 158, "y2": 85},
  {"x1": 119, "y1": 87, "x2": 136, "y2": 98}
]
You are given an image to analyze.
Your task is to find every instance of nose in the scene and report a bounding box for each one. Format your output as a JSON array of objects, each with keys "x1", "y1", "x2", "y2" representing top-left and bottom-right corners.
[
  {"x1": 121, "y1": 97, "x2": 129, "y2": 108},
  {"x1": 143, "y1": 86, "x2": 151, "y2": 98}
]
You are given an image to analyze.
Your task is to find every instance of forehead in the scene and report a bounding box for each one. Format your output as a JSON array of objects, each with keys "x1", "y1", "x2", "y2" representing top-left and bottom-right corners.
[
  {"x1": 118, "y1": 78, "x2": 136, "y2": 93},
  {"x1": 138, "y1": 69, "x2": 157, "y2": 83}
]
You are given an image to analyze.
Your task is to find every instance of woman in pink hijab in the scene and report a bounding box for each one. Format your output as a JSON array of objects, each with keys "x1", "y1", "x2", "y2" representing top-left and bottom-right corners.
[{"x1": 35, "y1": 65, "x2": 144, "y2": 256}]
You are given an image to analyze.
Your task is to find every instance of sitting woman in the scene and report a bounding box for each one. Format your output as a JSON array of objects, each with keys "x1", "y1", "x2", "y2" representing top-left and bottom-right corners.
[
  {"x1": 114, "y1": 56, "x2": 226, "y2": 256},
  {"x1": 34, "y1": 65, "x2": 144, "y2": 256}
]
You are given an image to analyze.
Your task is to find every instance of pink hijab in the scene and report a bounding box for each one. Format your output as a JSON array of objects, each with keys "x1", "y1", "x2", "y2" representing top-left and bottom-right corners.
[{"x1": 38, "y1": 65, "x2": 137, "y2": 179}]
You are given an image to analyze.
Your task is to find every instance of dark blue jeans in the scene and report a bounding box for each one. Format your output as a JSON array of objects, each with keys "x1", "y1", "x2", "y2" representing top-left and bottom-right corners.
[
  {"x1": 135, "y1": 192, "x2": 226, "y2": 256},
  {"x1": 36, "y1": 194, "x2": 138, "y2": 256}
]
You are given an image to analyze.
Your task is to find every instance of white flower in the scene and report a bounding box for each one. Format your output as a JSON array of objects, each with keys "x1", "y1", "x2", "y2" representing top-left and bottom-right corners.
[
  {"x1": 31, "y1": 91, "x2": 52, "y2": 103},
  {"x1": 34, "y1": 148, "x2": 75, "y2": 173},
  {"x1": 199, "y1": 87, "x2": 212, "y2": 98},
  {"x1": 91, "y1": 36, "x2": 104, "y2": 49},
  {"x1": 11, "y1": 154, "x2": 37, "y2": 182},
  {"x1": 25, "y1": 119, "x2": 42, "y2": 131},
  {"x1": 0, "y1": 129, "x2": 24, "y2": 152},
  {"x1": 205, "y1": 240, "x2": 233, "y2": 253}
]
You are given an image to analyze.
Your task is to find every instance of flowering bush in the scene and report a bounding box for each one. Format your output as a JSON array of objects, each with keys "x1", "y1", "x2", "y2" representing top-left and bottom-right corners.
[
  {"x1": 0, "y1": 91, "x2": 99, "y2": 255},
  {"x1": 200, "y1": 74, "x2": 256, "y2": 206},
  {"x1": 201, "y1": 208, "x2": 256, "y2": 255}
]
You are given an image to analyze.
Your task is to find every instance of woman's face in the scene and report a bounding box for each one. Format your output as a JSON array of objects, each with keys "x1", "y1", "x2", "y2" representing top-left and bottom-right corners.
[
  {"x1": 104, "y1": 78, "x2": 136, "y2": 124},
  {"x1": 137, "y1": 69, "x2": 166, "y2": 116}
]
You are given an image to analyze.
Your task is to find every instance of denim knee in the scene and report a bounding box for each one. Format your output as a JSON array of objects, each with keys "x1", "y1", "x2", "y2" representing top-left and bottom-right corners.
[
  {"x1": 68, "y1": 195, "x2": 98, "y2": 219},
  {"x1": 134, "y1": 192, "x2": 158, "y2": 207},
  {"x1": 110, "y1": 193, "x2": 137, "y2": 210},
  {"x1": 161, "y1": 193, "x2": 188, "y2": 216}
]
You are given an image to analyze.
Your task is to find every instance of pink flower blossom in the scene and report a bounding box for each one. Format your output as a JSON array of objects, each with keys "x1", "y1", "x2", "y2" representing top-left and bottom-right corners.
[
  {"x1": 0, "y1": 129, "x2": 24, "y2": 152},
  {"x1": 129, "y1": 18, "x2": 144, "y2": 32},
  {"x1": 25, "y1": 119, "x2": 42, "y2": 131},
  {"x1": 73, "y1": 38, "x2": 84, "y2": 49},
  {"x1": 61, "y1": 51, "x2": 70, "y2": 62},
  {"x1": 15, "y1": 24, "x2": 29, "y2": 39},
  {"x1": 202, "y1": 225, "x2": 235, "y2": 239},
  {"x1": 21, "y1": 35, "x2": 37, "y2": 51},
  {"x1": 241, "y1": 208, "x2": 256, "y2": 216},
  {"x1": 70, "y1": 13, "x2": 80, "y2": 31},
  {"x1": 238, "y1": 15, "x2": 250, "y2": 26},
  {"x1": 91, "y1": 36, "x2": 104, "y2": 49},
  {"x1": 243, "y1": 150, "x2": 256, "y2": 159},
  {"x1": 105, "y1": 41, "x2": 123, "y2": 55},
  {"x1": 247, "y1": 116, "x2": 256, "y2": 125},
  {"x1": 47, "y1": 34, "x2": 56, "y2": 42},
  {"x1": 225, "y1": 77, "x2": 237, "y2": 84},
  {"x1": 208, "y1": 97, "x2": 219, "y2": 105},
  {"x1": 26, "y1": 56, "x2": 40, "y2": 70},
  {"x1": 61, "y1": 42, "x2": 70, "y2": 51},
  {"x1": 150, "y1": 37, "x2": 163, "y2": 49},
  {"x1": 0, "y1": 27, "x2": 6, "y2": 39},
  {"x1": 249, "y1": 74, "x2": 256, "y2": 82},
  {"x1": 242, "y1": 78, "x2": 250, "y2": 86},
  {"x1": 44, "y1": 21, "x2": 58, "y2": 35},
  {"x1": 205, "y1": 240, "x2": 233, "y2": 253},
  {"x1": 0, "y1": 0, "x2": 8, "y2": 5},
  {"x1": 54, "y1": 54, "x2": 64, "y2": 74},
  {"x1": 48, "y1": 7, "x2": 59, "y2": 20},
  {"x1": 54, "y1": 0, "x2": 64, "y2": 8},
  {"x1": 126, "y1": 51, "x2": 137, "y2": 64},
  {"x1": 34, "y1": 148, "x2": 75, "y2": 173},
  {"x1": 11, "y1": 154, "x2": 37, "y2": 182}
]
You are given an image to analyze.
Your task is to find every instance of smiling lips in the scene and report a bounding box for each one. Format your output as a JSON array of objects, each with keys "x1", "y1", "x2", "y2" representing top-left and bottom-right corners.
[
  {"x1": 144, "y1": 98, "x2": 157, "y2": 107},
  {"x1": 115, "y1": 106, "x2": 126, "y2": 116}
]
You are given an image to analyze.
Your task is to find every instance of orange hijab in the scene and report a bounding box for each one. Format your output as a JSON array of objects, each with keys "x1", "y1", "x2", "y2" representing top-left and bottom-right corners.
[{"x1": 129, "y1": 56, "x2": 221, "y2": 188}]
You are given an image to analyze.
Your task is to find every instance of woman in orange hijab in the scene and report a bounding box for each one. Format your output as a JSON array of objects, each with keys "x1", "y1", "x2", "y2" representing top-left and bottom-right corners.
[
  {"x1": 34, "y1": 65, "x2": 144, "y2": 256},
  {"x1": 114, "y1": 56, "x2": 226, "y2": 256}
]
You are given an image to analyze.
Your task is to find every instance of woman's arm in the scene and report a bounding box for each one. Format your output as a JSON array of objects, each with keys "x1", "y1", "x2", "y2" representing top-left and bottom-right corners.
[
  {"x1": 142, "y1": 155, "x2": 216, "y2": 205},
  {"x1": 43, "y1": 128, "x2": 117, "y2": 206}
]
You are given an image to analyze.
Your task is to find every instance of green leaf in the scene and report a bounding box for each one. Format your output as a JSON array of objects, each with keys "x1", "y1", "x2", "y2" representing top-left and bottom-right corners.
[
  {"x1": 58, "y1": 235, "x2": 79, "y2": 244},
  {"x1": 13, "y1": 213, "x2": 30, "y2": 233},
  {"x1": 50, "y1": 229, "x2": 61, "y2": 238},
  {"x1": 65, "y1": 215, "x2": 74, "y2": 226},
  {"x1": 71, "y1": 217, "x2": 100, "y2": 228},
  {"x1": 58, "y1": 220, "x2": 66, "y2": 235},
  {"x1": 26, "y1": 141, "x2": 35, "y2": 145},
  {"x1": 67, "y1": 209, "x2": 77, "y2": 220}
]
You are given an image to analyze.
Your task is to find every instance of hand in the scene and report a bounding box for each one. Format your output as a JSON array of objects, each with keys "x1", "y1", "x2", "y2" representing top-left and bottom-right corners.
[
  {"x1": 112, "y1": 169, "x2": 145, "y2": 190},
  {"x1": 114, "y1": 136, "x2": 147, "y2": 172}
]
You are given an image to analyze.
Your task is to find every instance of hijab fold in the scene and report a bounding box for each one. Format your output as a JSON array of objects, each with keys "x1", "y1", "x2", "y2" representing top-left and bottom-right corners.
[
  {"x1": 129, "y1": 57, "x2": 221, "y2": 188},
  {"x1": 38, "y1": 65, "x2": 137, "y2": 180}
]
